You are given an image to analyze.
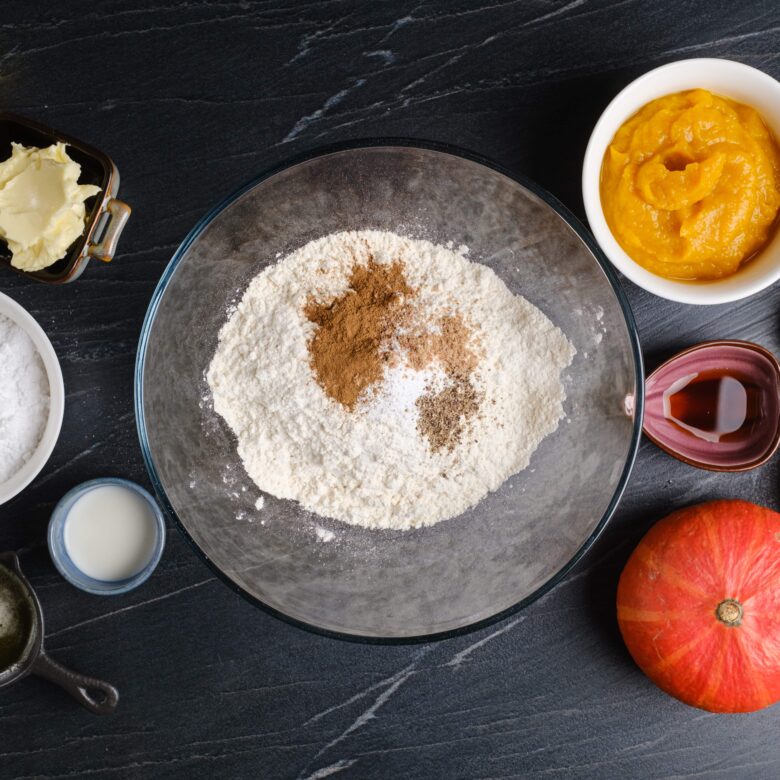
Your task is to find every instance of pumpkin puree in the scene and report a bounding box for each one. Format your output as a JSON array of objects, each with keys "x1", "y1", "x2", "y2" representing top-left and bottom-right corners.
[{"x1": 600, "y1": 89, "x2": 780, "y2": 281}]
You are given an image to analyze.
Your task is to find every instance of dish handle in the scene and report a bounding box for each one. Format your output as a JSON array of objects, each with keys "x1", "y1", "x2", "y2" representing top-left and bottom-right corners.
[
  {"x1": 87, "y1": 198, "x2": 131, "y2": 263},
  {"x1": 0, "y1": 551, "x2": 21, "y2": 573},
  {"x1": 31, "y1": 652, "x2": 119, "y2": 715}
]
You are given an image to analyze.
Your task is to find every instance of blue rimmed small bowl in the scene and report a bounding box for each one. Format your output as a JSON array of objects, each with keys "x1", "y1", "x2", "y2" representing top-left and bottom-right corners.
[{"x1": 48, "y1": 478, "x2": 166, "y2": 595}]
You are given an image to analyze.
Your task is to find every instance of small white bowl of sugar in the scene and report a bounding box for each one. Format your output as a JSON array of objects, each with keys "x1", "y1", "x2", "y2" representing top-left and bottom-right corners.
[{"x1": 0, "y1": 292, "x2": 64, "y2": 505}]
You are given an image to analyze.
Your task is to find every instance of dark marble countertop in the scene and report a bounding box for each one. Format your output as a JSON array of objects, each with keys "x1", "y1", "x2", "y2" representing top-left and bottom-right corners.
[{"x1": 1, "y1": 1, "x2": 779, "y2": 777}]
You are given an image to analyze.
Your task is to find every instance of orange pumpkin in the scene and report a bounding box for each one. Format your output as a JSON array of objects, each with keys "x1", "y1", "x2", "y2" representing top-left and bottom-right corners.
[{"x1": 617, "y1": 499, "x2": 780, "y2": 713}]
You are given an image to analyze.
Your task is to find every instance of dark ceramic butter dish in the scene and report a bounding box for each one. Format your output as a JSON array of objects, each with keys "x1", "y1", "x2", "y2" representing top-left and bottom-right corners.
[{"x1": 0, "y1": 112, "x2": 131, "y2": 283}]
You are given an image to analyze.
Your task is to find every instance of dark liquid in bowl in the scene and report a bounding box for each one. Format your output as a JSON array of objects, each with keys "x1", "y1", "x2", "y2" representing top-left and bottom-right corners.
[{"x1": 665, "y1": 369, "x2": 766, "y2": 444}]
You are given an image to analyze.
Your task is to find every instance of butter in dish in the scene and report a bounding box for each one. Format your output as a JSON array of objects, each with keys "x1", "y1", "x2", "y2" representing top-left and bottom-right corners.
[{"x1": 0, "y1": 113, "x2": 130, "y2": 284}]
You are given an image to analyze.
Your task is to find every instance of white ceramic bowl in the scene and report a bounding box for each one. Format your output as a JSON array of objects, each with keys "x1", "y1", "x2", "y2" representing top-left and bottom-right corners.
[
  {"x1": 583, "y1": 58, "x2": 780, "y2": 304},
  {"x1": 0, "y1": 293, "x2": 65, "y2": 504}
]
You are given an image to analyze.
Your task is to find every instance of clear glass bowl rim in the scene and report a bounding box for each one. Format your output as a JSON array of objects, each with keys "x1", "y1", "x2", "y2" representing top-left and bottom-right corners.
[{"x1": 134, "y1": 138, "x2": 645, "y2": 644}]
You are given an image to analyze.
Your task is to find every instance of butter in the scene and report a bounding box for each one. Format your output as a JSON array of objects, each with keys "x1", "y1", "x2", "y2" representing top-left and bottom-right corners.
[{"x1": 0, "y1": 142, "x2": 100, "y2": 272}]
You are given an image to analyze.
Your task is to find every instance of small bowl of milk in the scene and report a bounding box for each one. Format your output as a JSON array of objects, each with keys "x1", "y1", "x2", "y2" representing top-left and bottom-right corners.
[{"x1": 48, "y1": 479, "x2": 166, "y2": 595}]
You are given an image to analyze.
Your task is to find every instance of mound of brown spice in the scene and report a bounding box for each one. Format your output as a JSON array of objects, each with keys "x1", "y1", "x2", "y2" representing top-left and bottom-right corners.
[
  {"x1": 305, "y1": 258, "x2": 483, "y2": 452},
  {"x1": 304, "y1": 259, "x2": 413, "y2": 410}
]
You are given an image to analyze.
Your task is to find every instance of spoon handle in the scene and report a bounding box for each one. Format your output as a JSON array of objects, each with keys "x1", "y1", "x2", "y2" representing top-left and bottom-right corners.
[{"x1": 31, "y1": 652, "x2": 118, "y2": 715}]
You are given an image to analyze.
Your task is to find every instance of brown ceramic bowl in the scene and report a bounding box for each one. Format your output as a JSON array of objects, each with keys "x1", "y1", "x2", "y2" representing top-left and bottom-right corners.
[{"x1": 0, "y1": 112, "x2": 131, "y2": 283}]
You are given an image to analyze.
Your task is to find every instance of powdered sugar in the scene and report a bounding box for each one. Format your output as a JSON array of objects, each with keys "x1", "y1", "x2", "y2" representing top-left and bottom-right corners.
[
  {"x1": 207, "y1": 230, "x2": 574, "y2": 530},
  {"x1": 0, "y1": 314, "x2": 50, "y2": 484}
]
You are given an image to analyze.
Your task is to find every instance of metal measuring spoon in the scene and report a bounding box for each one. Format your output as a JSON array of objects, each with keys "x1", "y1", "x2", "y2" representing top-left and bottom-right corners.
[
  {"x1": 642, "y1": 340, "x2": 780, "y2": 472},
  {"x1": 0, "y1": 552, "x2": 118, "y2": 714}
]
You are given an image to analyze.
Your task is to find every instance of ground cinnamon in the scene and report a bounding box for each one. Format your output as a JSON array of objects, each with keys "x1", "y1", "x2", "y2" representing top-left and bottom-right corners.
[
  {"x1": 401, "y1": 314, "x2": 479, "y2": 377},
  {"x1": 305, "y1": 258, "x2": 484, "y2": 451},
  {"x1": 304, "y1": 259, "x2": 414, "y2": 409}
]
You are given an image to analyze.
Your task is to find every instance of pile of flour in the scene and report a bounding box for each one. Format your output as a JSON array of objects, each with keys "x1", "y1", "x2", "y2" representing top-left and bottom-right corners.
[{"x1": 207, "y1": 230, "x2": 575, "y2": 530}]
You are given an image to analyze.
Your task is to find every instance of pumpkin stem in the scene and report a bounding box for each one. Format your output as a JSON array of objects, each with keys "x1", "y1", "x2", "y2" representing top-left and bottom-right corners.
[{"x1": 716, "y1": 599, "x2": 743, "y2": 626}]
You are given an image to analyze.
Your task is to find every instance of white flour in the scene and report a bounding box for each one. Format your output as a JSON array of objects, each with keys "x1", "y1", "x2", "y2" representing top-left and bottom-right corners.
[
  {"x1": 0, "y1": 314, "x2": 50, "y2": 484},
  {"x1": 208, "y1": 230, "x2": 574, "y2": 530}
]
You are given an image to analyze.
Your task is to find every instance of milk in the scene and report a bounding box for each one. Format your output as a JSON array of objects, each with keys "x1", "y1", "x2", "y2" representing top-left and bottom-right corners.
[{"x1": 64, "y1": 485, "x2": 158, "y2": 581}]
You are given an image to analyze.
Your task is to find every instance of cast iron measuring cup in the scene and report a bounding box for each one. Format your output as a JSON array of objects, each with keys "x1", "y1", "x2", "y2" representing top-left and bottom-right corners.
[{"x1": 0, "y1": 552, "x2": 118, "y2": 714}]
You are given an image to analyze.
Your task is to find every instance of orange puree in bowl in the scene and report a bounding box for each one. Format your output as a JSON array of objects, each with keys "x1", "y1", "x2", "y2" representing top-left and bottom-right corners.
[{"x1": 600, "y1": 89, "x2": 780, "y2": 281}]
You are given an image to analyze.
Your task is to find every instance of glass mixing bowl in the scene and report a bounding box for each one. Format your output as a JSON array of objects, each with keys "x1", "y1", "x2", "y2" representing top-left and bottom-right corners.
[{"x1": 136, "y1": 142, "x2": 643, "y2": 640}]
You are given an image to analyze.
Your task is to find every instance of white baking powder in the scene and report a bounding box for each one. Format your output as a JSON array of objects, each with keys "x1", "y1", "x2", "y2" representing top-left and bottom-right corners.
[
  {"x1": 208, "y1": 230, "x2": 574, "y2": 530},
  {"x1": 0, "y1": 314, "x2": 50, "y2": 484}
]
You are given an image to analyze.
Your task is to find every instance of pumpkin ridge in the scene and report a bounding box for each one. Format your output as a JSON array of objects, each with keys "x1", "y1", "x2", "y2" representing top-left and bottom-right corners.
[
  {"x1": 647, "y1": 624, "x2": 717, "y2": 675},
  {"x1": 694, "y1": 636, "x2": 727, "y2": 709},
  {"x1": 733, "y1": 628, "x2": 773, "y2": 711},
  {"x1": 738, "y1": 511, "x2": 780, "y2": 601},
  {"x1": 634, "y1": 545, "x2": 709, "y2": 601},
  {"x1": 617, "y1": 606, "x2": 699, "y2": 622},
  {"x1": 702, "y1": 508, "x2": 727, "y2": 586},
  {"x1": 744, "y1": 556, "x2": 780, "y2": 604},
  {"x1": 740, "y1": 589, "x2": 780, "y2": 620},
  {"x1": 731, "y1": 505, "x2": 762, "y2": 599}
]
